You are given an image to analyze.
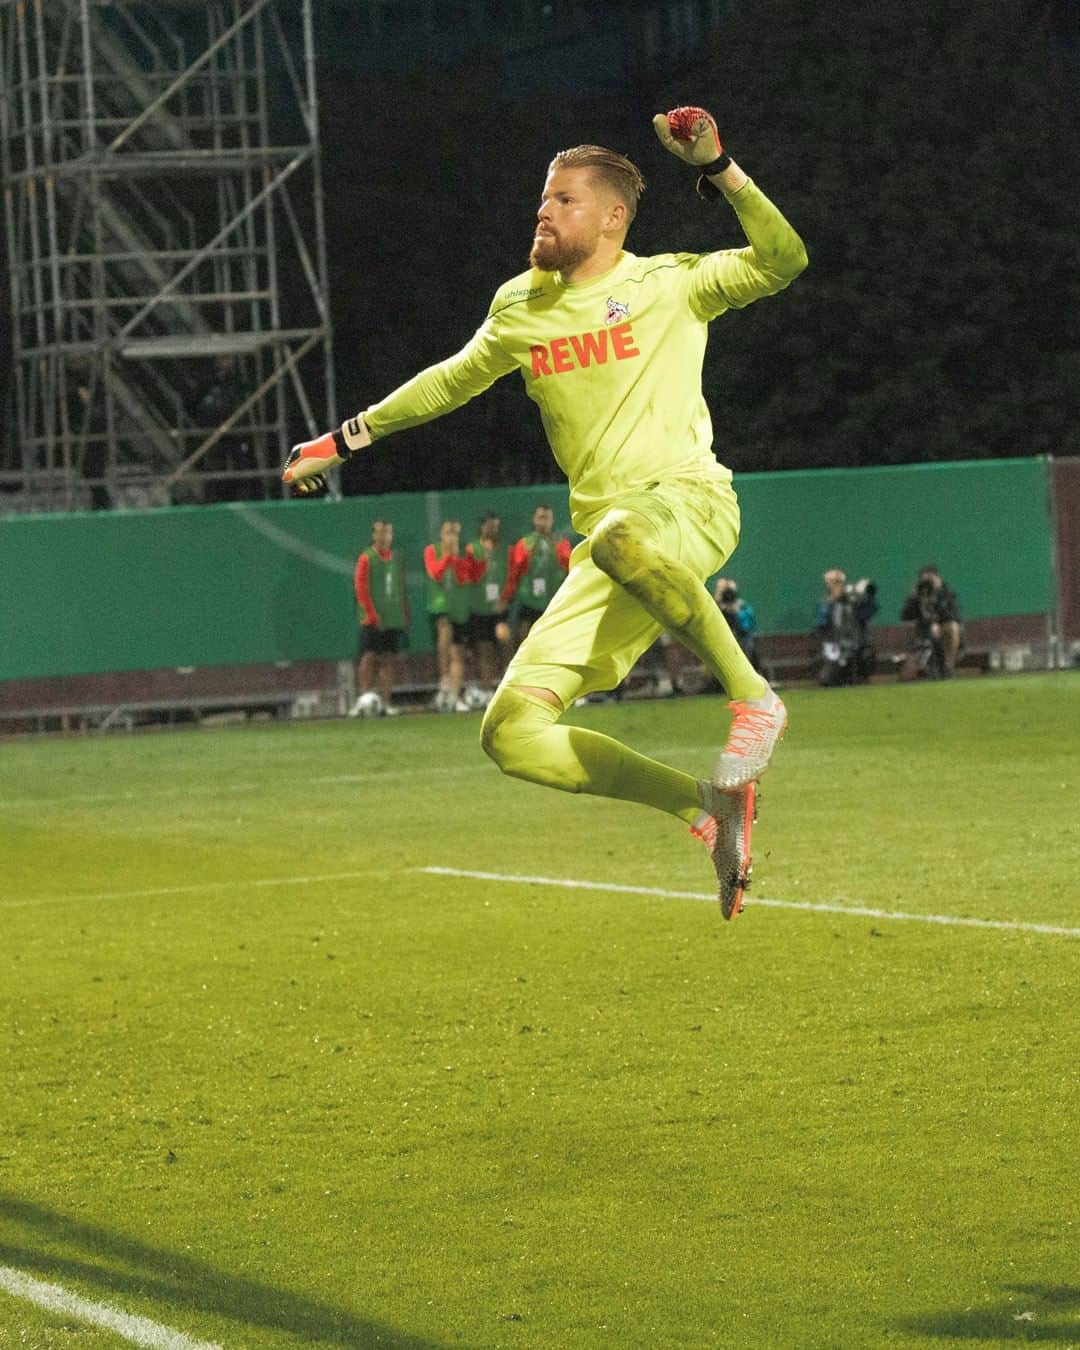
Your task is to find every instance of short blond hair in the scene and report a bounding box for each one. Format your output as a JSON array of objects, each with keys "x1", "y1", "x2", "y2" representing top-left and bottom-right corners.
[{"x1": 548, "y1": 144, "x2": 645, "y2": 224}]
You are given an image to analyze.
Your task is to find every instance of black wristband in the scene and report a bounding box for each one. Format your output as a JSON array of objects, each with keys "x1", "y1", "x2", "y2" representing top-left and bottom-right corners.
[{"x1": 695, "y1": 152, "x2": 732, "y2": 200}]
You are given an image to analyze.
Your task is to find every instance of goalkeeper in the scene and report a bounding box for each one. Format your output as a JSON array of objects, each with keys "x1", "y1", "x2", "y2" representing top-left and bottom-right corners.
[{"x1": 283, "y1": 107, "x2": 807, "y2": 919}]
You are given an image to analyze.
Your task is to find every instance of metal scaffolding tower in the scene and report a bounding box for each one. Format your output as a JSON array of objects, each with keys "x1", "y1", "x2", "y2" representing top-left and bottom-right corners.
[{"x1": 0, "y1": 0, "x2": 334, "y2": 511}]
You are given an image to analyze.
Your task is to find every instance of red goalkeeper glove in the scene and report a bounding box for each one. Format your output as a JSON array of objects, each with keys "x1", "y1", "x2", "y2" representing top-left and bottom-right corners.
[
  {"x1": 282, "y1": 414, "x2": 371, "y2": 495},
  {"x1": 652, "y1": 105, "x2": 728, "y2": 171}
]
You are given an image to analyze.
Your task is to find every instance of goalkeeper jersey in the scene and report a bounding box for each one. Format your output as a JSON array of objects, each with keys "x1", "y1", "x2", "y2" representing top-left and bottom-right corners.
[{"x1": 362, "y1": 179, "x2": 806, "y2": 534}]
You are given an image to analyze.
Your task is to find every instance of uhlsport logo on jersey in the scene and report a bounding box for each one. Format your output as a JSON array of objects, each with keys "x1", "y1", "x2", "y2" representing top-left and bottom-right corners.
[{"x1": 605, "y1": 297, "x2": 630, "y2": 325}]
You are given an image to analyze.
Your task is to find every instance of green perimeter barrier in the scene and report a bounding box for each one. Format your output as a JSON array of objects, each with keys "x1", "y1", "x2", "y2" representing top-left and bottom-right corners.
[
  {"x1": 0, "y1": 458, "x2": 1053, "y2": 682},
  {"x1": 724, "y1": 457, "x2": 1054, "y2": 634}
]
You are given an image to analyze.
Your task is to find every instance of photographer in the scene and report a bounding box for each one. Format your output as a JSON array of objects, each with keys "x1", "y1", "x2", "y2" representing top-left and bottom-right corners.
[
  {"x1": 899, "y1": 566, "x2": 962, "y2": 679},
  {"x1": 713, "y1": 577, "x2": 763, "y2": 673},
  {"x1": 815, "y1": 568, "x2": 878, "y2": 687}
]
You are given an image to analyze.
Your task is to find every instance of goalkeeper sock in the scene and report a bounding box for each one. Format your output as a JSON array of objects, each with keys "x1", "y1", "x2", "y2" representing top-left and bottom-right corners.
[
  {"x1": 481, "y1": 686, "x2": 703, "y2": 824},
  {"x1": 628, "y1": 553, "x2": 765, "y2": 702}
]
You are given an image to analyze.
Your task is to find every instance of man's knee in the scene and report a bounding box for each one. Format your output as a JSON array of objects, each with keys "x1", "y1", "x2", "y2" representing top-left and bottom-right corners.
[
  {"x1": 590, "y1": 510, "x2": 649, "y2": 584},
  {"x1": 593, "y1": 513, "x2": 698, "y2": 630},
  {"x1": 480, "y1": 685, "x2": 557, "y2": 775},
  {"x1": 479, "y1": 688, "x2": 513, "y2": 768}
]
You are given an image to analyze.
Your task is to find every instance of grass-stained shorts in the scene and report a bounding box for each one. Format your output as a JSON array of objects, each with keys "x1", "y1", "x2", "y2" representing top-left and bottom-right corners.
[{"x1": 502, "y1": 476, "x2": 740, "y2": 708}]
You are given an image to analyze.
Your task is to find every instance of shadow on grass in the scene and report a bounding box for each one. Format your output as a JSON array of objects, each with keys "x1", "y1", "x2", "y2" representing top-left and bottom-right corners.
[
  {"x1": 0, "y1": 1193, "x2": 448, "y2": 1348},
  {"x1": 897, "y1": 1283, "x2": 1080, "y2": 1342}
]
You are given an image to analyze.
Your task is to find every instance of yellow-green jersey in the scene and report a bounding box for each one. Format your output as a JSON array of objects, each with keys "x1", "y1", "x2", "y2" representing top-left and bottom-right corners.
[{"x1": 362, "y1": 179, "x2": 807, "y2": 535}]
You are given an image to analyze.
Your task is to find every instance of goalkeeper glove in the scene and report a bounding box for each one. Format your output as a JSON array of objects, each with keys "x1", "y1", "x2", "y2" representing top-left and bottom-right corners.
[
  {"x1": 282, "y1": 414, "x2": 371, "y2": 495},
  {"x1": 652, "y1": 105, "x2": 730, "y2": 169}
]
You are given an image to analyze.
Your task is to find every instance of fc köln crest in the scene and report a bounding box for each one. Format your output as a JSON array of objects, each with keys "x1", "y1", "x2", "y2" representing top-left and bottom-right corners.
[{"x1": 604, "y1": 297, "x2": 630, "y2": 326}]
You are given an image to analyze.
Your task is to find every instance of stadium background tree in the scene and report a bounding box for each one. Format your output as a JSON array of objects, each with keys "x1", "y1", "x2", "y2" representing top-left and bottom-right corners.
[
  {"x1": 313, "y1": 0, "x2": 1078, "y2": 493},
  {"x1": 653, "y1": 0, "x2": 1080, "y2": 471}
]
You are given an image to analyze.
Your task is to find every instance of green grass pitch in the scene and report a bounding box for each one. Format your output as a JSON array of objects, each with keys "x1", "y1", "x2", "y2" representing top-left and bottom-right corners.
[{"x1": 1, "y1": 674, "x2": 1078, "y2": 1348}]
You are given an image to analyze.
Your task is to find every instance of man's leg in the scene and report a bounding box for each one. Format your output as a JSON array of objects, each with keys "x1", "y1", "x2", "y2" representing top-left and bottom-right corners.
[
  {"x1": 480, "y1": 527, "x2": 756, "y2": 915},
  {"x1": 358, "y1": 649, "x2": 375, "y2": 694},
  {"x1": 476, "y1": 638, "x2": 496, "y2": 689},
  {"x1": 434, "y1": 615, "x2": 451, "y2": 681},
  {"x1": 516, "y1": 610, "x2": 536, "y2": 646},
  {"x1": 481, "y1": 597, "x2": 753, "y2": 917},
  {"x1": 350, "y1": 640, "x2": 375, "y2": 715},
  {"x1": 587, "y1": 488, "x2": 785, "y2": 788},
  {"x1": 377, "y1": 653, "x2": 395, "y2": 706},
  {"x1": 447, "y1": 637, "x2": 465, "y2": 707},
  {"x1": 482, "y1": 540, "x2": 706, "y2": 814},
  {"x1": 482, "y1": 682, "x2": 703, "y2": 824},
  {"x1": 589, "y1": 507, "x2": 763, "y2": 703},
  {"x1": 941, "y1": 620, "x2": 961, "y2": 675}
]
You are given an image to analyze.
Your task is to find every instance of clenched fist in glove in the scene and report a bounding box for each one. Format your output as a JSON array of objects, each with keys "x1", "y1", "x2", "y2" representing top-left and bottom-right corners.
[
  {"x1": 282, "y1": 413, "x2": 371, "y2": 495},
  {"x1": 652, "y1": 106, "x2": 728, "y2": 170}
]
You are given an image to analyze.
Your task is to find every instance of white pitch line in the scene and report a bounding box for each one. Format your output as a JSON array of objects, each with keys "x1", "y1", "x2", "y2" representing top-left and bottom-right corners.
[
  {"x1": 420, "y1": 866, "x2": 1080, "y2": 939},
  {"x1": 0, "y1": 1265, "x2": 222, "y2": 1350},
  {"x1": 1, "y1": 869, "x2": 383, "y2": 911}
]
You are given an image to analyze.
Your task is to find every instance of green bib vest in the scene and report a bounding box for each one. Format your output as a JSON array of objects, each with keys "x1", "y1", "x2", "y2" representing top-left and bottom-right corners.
[
  {"x1": 361, "y1": 548, "x2": 407, "y2": 630},
  {"x1": 469, "y1": 539, "x2": 508, "y2": 617},
  {"x1": 515, "y1": 533, "x2": 563, "y2": 611},
  {"x1": 427, "y1": 551, "x2": 472, "y2": 624}
]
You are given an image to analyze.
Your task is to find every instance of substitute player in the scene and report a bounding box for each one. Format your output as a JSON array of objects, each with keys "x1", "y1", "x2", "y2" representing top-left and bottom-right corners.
[
  {"x1": 502, "y1": 505, "x2": 572, "y2": 643},
  {"x1": 283, "y1": 107, "x2": 807, "y2": 918},
  {"x1": 425, "y1": 520, "x2": 474, "y2": 711},
  {"x1": 351, "y1": 518, "x2": 408, "y2": 716}
]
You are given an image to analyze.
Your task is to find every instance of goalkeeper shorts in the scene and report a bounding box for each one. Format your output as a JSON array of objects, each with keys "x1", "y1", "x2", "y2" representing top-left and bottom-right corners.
[{"x1": 502, "y1": 476, "x2": 740, "y2": 709}]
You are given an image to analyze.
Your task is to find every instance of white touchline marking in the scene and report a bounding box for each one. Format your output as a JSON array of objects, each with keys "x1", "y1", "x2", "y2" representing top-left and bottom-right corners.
[
  {"x1": 0, "y1": 1264, "x2": 222, "y2": 1350},
  {"x1": 1, "y1": 870, "x2": 384, "y2": 911},
  {"x1": 420, "y1": 867, "x2": 1080, "y2": 939}
]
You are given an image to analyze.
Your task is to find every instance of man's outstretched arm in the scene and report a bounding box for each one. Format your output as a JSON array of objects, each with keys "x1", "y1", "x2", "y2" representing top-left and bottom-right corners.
[
  {"x1": 283, "y1": 320, "x2": 516, "y2": 492},
  {"x1": 653, "y1": 105, "x2": 808, "y2": 315}
]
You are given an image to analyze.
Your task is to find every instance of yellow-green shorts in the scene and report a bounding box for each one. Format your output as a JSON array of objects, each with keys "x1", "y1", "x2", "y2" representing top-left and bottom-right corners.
[{"x1": 502, "y1": 477, "x2": 740, "y2": 708}]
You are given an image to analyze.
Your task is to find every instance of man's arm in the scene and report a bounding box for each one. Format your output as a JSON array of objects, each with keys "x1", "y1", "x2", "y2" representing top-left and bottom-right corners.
[
  {"x1": 364, "y1": 321, "x2": 516, "y2": 441},
  {"x1": 465, "y1": 543, "x2": 489, "y2": 582},
  {"x1": 424, "y1": 544, "x2": 454, "y2": 583},
  {"x1": 689, "y1": 180, "x2": 808, "y2": 315},
  {"x1": 354, "y1": 552, "x2": 379, "y2": 626},
  {"x1": 652, "y1": 105, "x2": 808, "y2": 317},
  {"x1": 501, "y1": 539, "x2": 530, "y2": 604},
  {"x1": 283, "y1": 319, "x2": 516, "y2": 491}
]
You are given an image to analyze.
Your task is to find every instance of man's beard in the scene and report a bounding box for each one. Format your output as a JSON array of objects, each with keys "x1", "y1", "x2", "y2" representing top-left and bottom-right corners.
[{"x1": 529, "y1": 231, "x2": 592, "y2": 274}]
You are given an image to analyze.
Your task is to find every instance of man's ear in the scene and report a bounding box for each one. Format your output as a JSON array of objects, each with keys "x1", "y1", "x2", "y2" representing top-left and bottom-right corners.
[{"x1": 604, "y1": 198, "x2": 628, "y2": 236}]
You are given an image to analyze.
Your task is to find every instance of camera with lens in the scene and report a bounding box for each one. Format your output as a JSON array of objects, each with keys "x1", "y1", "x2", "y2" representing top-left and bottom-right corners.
[{"x1": 846, "y1": 578, "x2": 877, "y2": 603}]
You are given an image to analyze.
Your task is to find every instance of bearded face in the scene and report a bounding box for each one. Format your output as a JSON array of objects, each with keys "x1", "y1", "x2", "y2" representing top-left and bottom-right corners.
[
  {"x1": 529, "y1": 166, "x2": 617, "y2": 277},
  {"x1": 529, "y1": 228, "x2": 593, "y2": 275}
]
